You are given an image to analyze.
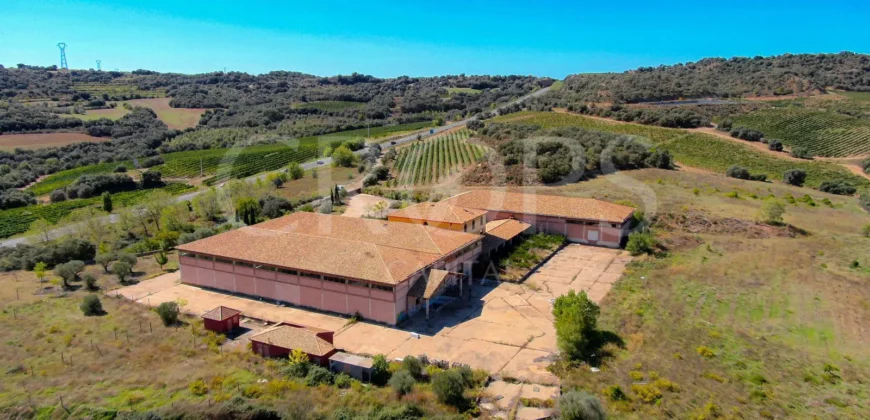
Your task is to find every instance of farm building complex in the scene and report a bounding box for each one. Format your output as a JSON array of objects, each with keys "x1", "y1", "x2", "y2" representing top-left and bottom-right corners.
[{"x1": 177, "y1": 190, "x2": 634, "y2": 325}]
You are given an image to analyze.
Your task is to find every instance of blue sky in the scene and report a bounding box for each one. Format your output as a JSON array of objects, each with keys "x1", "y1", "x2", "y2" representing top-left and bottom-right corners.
[{"x1": 1, "y1": 0, "x2": 867, "y2": 78}]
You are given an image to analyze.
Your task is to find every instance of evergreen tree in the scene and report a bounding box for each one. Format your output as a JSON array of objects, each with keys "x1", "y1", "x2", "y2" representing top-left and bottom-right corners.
[{"x1": 102, "y1": 191, "x2": 113, "y2": 212}]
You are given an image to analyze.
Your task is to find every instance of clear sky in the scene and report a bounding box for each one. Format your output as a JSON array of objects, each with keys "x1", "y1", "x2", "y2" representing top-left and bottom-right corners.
[{"x1": 1, "y1": 0, "x2": 868, "y2": 78}]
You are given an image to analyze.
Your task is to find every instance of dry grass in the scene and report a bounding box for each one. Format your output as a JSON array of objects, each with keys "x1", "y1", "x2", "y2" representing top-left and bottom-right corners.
[
  {"x1": 271, "y1": 166, "x2": 361, "y2": 202},
  {"x1": 544, "y1": 169, "x2": 870, "y2": 418}
]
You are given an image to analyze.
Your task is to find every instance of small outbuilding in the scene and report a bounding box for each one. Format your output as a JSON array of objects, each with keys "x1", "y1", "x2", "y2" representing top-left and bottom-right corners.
[
  {"x1": 249, "y1": 323, "x2": 337, "y2": 366},
  {"x1": 329, "y1": 352, "x2": 374, "y2": 381},
  {"x1": 201, "y1": 306, "x2": 241, "y2": 333}
]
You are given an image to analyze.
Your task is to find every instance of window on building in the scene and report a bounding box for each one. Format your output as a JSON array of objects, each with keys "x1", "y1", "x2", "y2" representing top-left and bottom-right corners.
[
  {"x1": 179, "y1": 251, "x2": 190, "y2": 257},
  {"x1": 277, "y1": 268, "x2": 298, "y2": 275},
  {"x1": 197, "y1": 254, "x2": 213, "y2": 261},
  {"x1": 299, "y1": 271, "x2": 320, "y2": 279},
  {"x1": 371, "y1": 284, "x2": 393, "y2": 292},
  {"x1": 472, "y1": 219, "x2": 476, "y2": 229},
  {"x1": 234, "y1": 261, "x2": 254, "y2": 268},
  {"x1": 215, "y1": 257, "x2": 234, "y2": 265},
  {"x1": 323, "y1": 276, "x2": 346, "y2": 284},
  {"x1": 347, "y1": 280, "x2": 368, "y2": 288}
]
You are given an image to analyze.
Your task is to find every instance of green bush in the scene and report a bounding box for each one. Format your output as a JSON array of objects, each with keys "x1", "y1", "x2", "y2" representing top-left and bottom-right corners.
[
  {"x1": 334, "y1": 373, "x2": 354, "y2": 389},
  {"x1": 155, "y1": 301, "x2": 180, "y2": 326},
  {"x1": 432, "y1": 370, "x2": 467, "y2": 408},
  {"x1": 558, "y1": 391, "x2": 607, "y2": 420},
  {"x1": 783, "y1": 169, "x2": 807, "y2": 186},
  {"x1": 626, "y1": 232, "x2": 655, "y2": 256},
  {"x1": 80, "y1": 295, "x2": 103, "y2": 316},
  {"x1": 819, "y1": 180, "x2": 857, "y2": 195},
  {"x1": 389, "y1": 370, "x2": 416, "y2": 396},
  {"x1": 370, "y1": 354, "x2": 391, "y2": 386},
  {"x1": 283, "y1": 362, "x2": 309, "y2": 379},
  {"x1": 401, "y1": 356, "x2": 423, "y2": 380},
  {"x1": 83, "y1": 273, "x2": 98, "y2": 291},
  {"x1": 112, "y1": 261, "x2": 132, "y2": 283},
  {"x1": 305, "y1": 366, "x2": 334, "y2": 386}
]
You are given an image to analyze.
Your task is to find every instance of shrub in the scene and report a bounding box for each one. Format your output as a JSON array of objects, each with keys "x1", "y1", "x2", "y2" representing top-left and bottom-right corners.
[
  {"x1": 334, "y1": 373, "x2": 353, "y2": 389},
  {"x1": 401, "y1": 356, "x2": 423, "y2": 379},
  {"x1": 189, "y1": 379, "x2": 208, "y2": 396},
  {"x1": 862, "y1": 157, "x2": 870, "y2": 174},
  {"x1": 362, "y1": 174, "x2": 378, "y2": 187},
  {"x1": 729, "y1": 127, "x2": 763, "y2": 141},
  {"x1": 790, "y1": 146, "x2": 813, "y2": 159},
  {"x1": 819, "y1": 180, "x2": 857, "y2": 196},
  {"x1": 783, "y1": 169, "x2": 807, "y2": 186},
  {"x1": 725, "y1": 165, "x2": 751, "y2": 180},
  {"x1": 117, "y1": 252, "x2": 138, "y2": 267},
  {"x1": 432, "y1": 370, "x2": 467, "y2": 407},
  {"x1": 49, "y1": 188, "x2": 67, "y2": 203},
  {"x1": 80, "y1": 295, "x2": 103, "y2": 316},
  {"x1": 53, "y1": 260, "x2": 85, "y2": 289},
  {"x1": 631, "y1": 383, "x2": 663, "y2": 404},
  {"x1": 758, "y1": 198, "x2": 786, "y2": 224},
  {"x1": 603, "y1": 385, "x2": 628, "y2": 402},
  {"x1": 717, "y1": 119, "x2": 732, "y2": 132},
  {"x1": 558, "y1": 391, "x2": 607, "y2": 420},
  {"x1": 370, "y1": 354, "x2": 391, "y2": 386},
  {"x1": 283, "y1": 362, "x2": 309, "y2": 379},
  {"x1": 696, "y1": 346, "x2": 715, "y2": 358},
  {"x1": 155, "y1": 301, "x2": 180, "y2": 326},
  {"x1": 626, "y1": 231, "x2": 655, "y2": 256},
  {"x1": 287, "y1": 162, "x2": 305, "y2": 180},
  {"x1": 389, "y1": 370, "x2": 416, "y2": 396},
  {"x1": 373, "y1": 166, "x2": 390, "y2": 181},
  {"x1": 768, "y1": 139, "x2": 783, "y2": 151},
  {"x1": 305, "y1": 366, "x2": 334, "y2": 386},
  {"x1": 113, "y1": 165, "x2": 127, "y2": 173},
  {"x1": 95, "y1": 252, "x2": 115, "y2": 272},
  {"x1": 271, "y1": 177, "x2": 283, "y2": 188},
  {"x1": 83, "y1": 273, "x2": 98, "y2": 291},
  {"x1": 553, "y1": 290, "x2": 600, "y2": 361},
  {"x1": 862, "y1": 224, "x2": 870, "y2": 238}
]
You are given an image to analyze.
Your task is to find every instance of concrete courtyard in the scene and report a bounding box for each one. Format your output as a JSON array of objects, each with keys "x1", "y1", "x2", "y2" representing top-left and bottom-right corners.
[{"x1": 111, "y1": 244, "x2": 630, "y2": 386}]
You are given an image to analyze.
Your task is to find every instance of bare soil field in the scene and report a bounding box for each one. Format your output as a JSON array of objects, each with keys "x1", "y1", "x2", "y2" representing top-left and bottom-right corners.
[
  {"x1": 124, "y1": 98, "x2": 207, "y2": 129},
  {"x1": 0, "y1": 132, "x2": 108, "y2": 150}
]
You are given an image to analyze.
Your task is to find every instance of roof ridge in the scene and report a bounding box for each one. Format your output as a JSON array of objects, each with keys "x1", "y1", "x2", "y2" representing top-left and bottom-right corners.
[
  {"x1": 420, "y1": 225, "x2": 445, "y2": 254},
  {"x1": 372, "y1": 245, "x2": 396, "y2": 284}
]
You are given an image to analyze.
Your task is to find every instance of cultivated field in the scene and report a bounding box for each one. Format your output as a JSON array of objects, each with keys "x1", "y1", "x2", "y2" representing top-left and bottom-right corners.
[
  {"x1": 293, "y1": 101, "x2": 365, "y2": 111},
  {"x1": 493, "y1": 111, "x2": 869, "y2": 189},
  {"x1": 0, "y1": 132, "x2": 107, "y2": 151},
  {"x1": 731, "y1": 108, "x2": 870, "y2": 157},
  {"x1": 157, "y1": 144, "x2": 322, "y2": 184},
  {"x1": 392, "y1": 130, "x2": 486, "y2": 186},
  {"x1": 125, "y1": 98, "x2": 207, "y2": 130},
  {"x1": 27, "y1": 163, "x2": 126, "y2": 196}
]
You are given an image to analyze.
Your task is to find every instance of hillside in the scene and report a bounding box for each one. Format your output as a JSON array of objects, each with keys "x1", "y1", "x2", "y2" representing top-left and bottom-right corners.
[{"x1": 548, "y1": 52, "x2": 870, "y2": 104}]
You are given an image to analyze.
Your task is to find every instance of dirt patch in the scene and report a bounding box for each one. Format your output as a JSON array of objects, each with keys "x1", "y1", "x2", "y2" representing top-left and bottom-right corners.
[
  {"x1": 0, "y1": 132, "x2": 108, "y2": 150},
  {"x1": 654, "y1": 211, "x2": 807, "y2": 238},
  {"x1": 124, "y1": 98, "x2": 207, "y2": 130}
]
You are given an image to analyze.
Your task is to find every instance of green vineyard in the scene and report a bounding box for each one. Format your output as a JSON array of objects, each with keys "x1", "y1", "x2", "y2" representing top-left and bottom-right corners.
[
  {"x1": 156, "y1": 144, "x2": 322, "y2": 182},
  {"x1": 27, "y1": 162, "x2": 124, "y2": 196},
  {"x1": 0, "y1": 183, "x2": 193, "y2": 239},
  {"x1": 392, "y1": 130, "x2": 486, "y2": 186},
  {"x1": 732, "y1": 109, "x2": 870, "y2": 157}
]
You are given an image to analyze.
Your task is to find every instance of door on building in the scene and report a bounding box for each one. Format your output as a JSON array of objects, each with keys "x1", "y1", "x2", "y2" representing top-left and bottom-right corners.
[
  {"x1": 587, "y1": 230, "x2": 600, "y2": 242},
  {"x1": 226, "y1": 319, "x2": 233, "y2": 331}
]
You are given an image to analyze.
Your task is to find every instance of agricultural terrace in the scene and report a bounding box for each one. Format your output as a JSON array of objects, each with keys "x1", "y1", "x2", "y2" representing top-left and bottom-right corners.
[
  {"x1": 391, "y1": 130, "x2": 486, "y2": 186},
  {"x1": 0, "y1": 132, "x2": 108, "y2": 151},
  {"x1": 292, "y1": 101, "x2": 365, "y2": 111},
  {"x1": 28, "y1": 162, "x2": 128, "y2": 196},
  {"x1": 445, "y1": 87, "x2": 482, "y2": 95},
  {"x1": 0, "y1": 183, "x2": 193, "y2": 239},
  {"x1": 493, "y1": 111, "x2": 868, "y2": 189},
  {"x1": 300, "y1": 120, "x2": 436, "y2": 142},
  {"x1": 731, "y1": 108, "x2": 870, "y2": 157},
  {"x1": 63, "y1": 107, "x2": 129, "y2": 121},
  {"x1": 70, "y1": 82, "x2": 166, "y2": 99}
]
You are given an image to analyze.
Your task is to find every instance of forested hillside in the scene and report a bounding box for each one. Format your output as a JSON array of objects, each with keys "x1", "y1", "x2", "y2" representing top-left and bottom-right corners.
[{"x1": 547, "y1": 52, "x2": 870, "y2": 104}]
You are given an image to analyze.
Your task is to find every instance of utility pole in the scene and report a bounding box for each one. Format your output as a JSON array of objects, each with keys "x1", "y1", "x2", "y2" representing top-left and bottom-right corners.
[
  {"x1": 57, "y1": 43, "x2": 68, "y2": 70},
  {"x1": 96, "y1": 60, "x2": 101, "y2": 71}
]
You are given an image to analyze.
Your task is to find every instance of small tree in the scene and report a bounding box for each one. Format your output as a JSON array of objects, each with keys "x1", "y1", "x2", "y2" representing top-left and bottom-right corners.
[
  {"x1": 725, "y1": 165, "x2": 751, "y2": 180},
  {"x1": 370, "y1": 354, "x2": 391, "y2": 386},
  {"x1": 558, "y1": 391, "x2": 607, "y2": 420},
  {"x1": 95, "y1": 253, "x2": 116, "y2": 272},
  {"x1": 155, "y1": 301, "x2": 180, "y2": 326},
  {"x1": 112, "y1": 261, "x2": 133, "y2": 283},
  {"x1": 783, "y1": 169, "x2": 807, "y2": 187},
  {"x1": 862, "y1": 224, "x2": 870, "y2": 238},
  {"x1": 768, "y1": 139, "x2": 783, "y2": 152},
  {"x1": 553, "y1": 290, "x2": 600, "y2": 361},
  {"x1": 305, "y1": 366, "x2": 334, "y2": 386},
  {"x1": 331, "y1": 145, "x2": 356, "y2": 167},
  {"x1": 235, "y1": 197, "x2": 261, "y2": 225},
  {"x1": 154, "y1": 252, "x2": 168, "y2": 270},
  {"x1": 80, "y1": 295, "x2": 104, "y2": 316},
  {"x1": 33, "y1": 261, "x2": 47, "y2": 282},
  {"x1": 102, "y1": 191, "x2": 113, "y2": 212},
  {"x1": 54, "y1": 260, "x2": 85, "y2": 289},
  {"x1": 758, "y1": 198, "x2": 786, "y2": 225},
  {"x1": 432, "y1": 370, "x2": 467, "y2": 408},
  {"x1": 83, "y1": 273, "x2": 98, "y2": 291},
  {"x1": 389, "y1": 370, "x2": 416, "y2": 397},
  {"x1": 401, "y1": 355, "x2": 423, "y2": 380},
  {"x1": 117, "y1": 252, "x2": 138, "y2": 268}
]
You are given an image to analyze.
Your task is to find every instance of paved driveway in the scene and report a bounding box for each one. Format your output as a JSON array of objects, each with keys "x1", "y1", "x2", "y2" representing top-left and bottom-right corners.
[{"x1": 111, "y1": 244, "x2": 629, "y2": 386}]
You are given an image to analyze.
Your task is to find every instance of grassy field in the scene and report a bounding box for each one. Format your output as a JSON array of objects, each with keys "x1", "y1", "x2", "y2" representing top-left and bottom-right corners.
[
  {"x1": 0, "y1": 183, "x2": 193, "y2": 239},
  {"x1": 731, "y1": 108, "x2": 870, "y2": 157},
  {"x1": 0, "y1": 133, "x2": 108, "y2": 151},
  {"x1": 70, "y1": 82, "x2": 166, "y2": 99},
  {"x1": 540, "y1": 169, "x2": 870, "y2": 418},
  {"x1": 492, "y1": 111, "x2": 868, "y2": 189},
  {"x1": 64, "y1": 107, "x2": 130, "y2": 121},
  {"x1": 270, "y1": 166, "x2": 361, "y2": 202},
  {"x1": 65, "y1": 98, "x2": 206, "y2": 129},
  {"x1": 28, "y1": 163, "x2": 126, "y2": 196},
  {"x1": 391, "y1": 130, "x2": 485, "y2": 186},
  {"x1": 445, "y1": 87, "x2": 482, "y2": 95},
  {"x1": 292, "y1": 101, "x2": 365, "y2": 111}
]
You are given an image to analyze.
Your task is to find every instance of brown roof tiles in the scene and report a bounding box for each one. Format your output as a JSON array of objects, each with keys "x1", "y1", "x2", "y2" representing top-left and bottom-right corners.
[
  {"x1": 444, "y1": 189, "x2": 635, "y2": 224},
  {"x1": 249, "y1": 325, "x2": 335, "y2": 356},
  {"x1": 201, "y1": 306, "x2": 241, "y2": 321},
  {"x1": 389, "y1": 201, "x2": 487, "y2": 224}
]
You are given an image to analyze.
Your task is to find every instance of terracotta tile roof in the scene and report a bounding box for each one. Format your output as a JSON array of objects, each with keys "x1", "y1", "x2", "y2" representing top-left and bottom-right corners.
[
  {"x1": 176, "y1": 212, "x2": 482, "y2": 285},
  {"x1": 407, "y1": 269, "x2": 453, "y2": 299},
  {"x1": 201, "y1": 306, "x2": 241, "y2": 321},
  {"x1": 389, "y1": 201, "x2": 487, "y2": 224},
  {"x1": 444, "y1": 189, "x2": 635, "y2": 224},
  {"x1": 483, "y1": 219, "x2": 532, "y2": 254},
  {"x1": 249, "y1": 325, "x2": 335, "y2": 357}
]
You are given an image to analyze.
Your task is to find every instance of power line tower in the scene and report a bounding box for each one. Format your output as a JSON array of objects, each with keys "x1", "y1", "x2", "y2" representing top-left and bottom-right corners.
[
  {"x1": 57, "y1": 43, "x2": 68, "y2": 70},
  {"x1": 96, "y1": 60, "x2": 101, "y2": 71}
]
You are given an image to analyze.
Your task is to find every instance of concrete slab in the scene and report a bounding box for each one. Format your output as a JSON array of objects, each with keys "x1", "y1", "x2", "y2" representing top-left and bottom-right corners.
[
  {"x1": 484, "y1": 380, "x2": 523, "y2": 411},
  {"x1": 452, "y1": 339, "x2": 520, "y2": 374},
  {"x1": 500, "y1": 348, "x2": 559, "y2": 385},
  {"x1": 586, "y1": 282, "x2": 612, "y2": 303},
  {"x1": 341, "y1": 194, "x2": 393, "y2": 218},
  {"x1": 596, "y1": 272, "x2": 623, "y2": 284},
  {"x1": 334, "y1": 322, "x2": 410, "y2": 356},
  {"x1": 516, "y1": 407, "x2": 555, "y2": 420},
  {"x1": 447, "y1": 319, "x2": 541, "y2": 347},
  {"x1": 387, "y1": 334, "x2": 464, "y2": 362},
  {"x1": 520, "y1": 383, "x2": 560, "y2": 401}
]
